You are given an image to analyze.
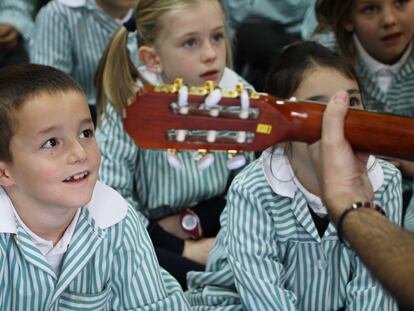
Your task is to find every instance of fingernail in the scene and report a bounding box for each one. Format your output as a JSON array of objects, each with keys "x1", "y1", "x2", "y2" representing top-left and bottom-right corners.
[{"x1": 334, "y1": 90, "x2": 348, "y2": 103}]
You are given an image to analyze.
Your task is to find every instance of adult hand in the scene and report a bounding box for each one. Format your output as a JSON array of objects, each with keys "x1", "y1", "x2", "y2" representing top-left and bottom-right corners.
[
  {"x1": 183, "y1": 237, "x2": 214, "y2": 265},
  {"x1": 0, "y1": 24, "x2": 19, "y2": 50},
  {"x1": 309, "y1": 90, "x2": 373, "y2": 222}
]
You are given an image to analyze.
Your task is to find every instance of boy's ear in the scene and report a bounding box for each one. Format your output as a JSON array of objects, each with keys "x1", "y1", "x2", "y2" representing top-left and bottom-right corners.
[
  {"x1": 138, "y1": 46, "x2": 162, "y2": 73},
  {"x1": 0, "y1": 162, "x2": 14, "y2": 187}
]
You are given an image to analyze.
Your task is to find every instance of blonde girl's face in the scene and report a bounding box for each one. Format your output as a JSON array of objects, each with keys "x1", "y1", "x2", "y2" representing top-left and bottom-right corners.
[
  {"x1": 293, "y1": 66, "x2": 363, "y2": 109},
  {"x1": 345, "y1": 0, "x2": 414, "y2": 64},
  {"x1": 152, "y1": 0, "x2": 227, "y2": 87}
]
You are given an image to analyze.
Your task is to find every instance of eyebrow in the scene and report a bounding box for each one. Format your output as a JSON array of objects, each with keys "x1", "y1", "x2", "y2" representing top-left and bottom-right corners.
[
  {"x1": 36, "y1": 118, "x2": 93, "y2": 137},
  {"x1": 178, "y1": 26, "x2": 224, "y2": 38}
]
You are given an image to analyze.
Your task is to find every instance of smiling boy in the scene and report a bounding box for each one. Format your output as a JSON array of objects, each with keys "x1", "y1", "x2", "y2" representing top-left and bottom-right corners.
[{"x1": 0, "y1": 64, "x2": 189, "y2": 310}]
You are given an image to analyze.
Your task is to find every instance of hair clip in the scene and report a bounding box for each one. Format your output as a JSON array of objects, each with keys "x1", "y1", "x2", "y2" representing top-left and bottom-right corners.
[{"x1": 123, "y1": 17, "x2": 136, "y2": 32}]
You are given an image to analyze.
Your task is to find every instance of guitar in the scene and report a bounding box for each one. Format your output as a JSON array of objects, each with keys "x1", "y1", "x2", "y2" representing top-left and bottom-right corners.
[{"x1": 124, "y1": 80, "x2": 414, "y2": 161}]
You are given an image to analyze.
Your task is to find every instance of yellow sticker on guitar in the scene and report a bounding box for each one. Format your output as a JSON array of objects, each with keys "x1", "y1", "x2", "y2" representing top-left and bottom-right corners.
[{"x1": 256, "y1": 124, "x2": 272, "y2": 134}]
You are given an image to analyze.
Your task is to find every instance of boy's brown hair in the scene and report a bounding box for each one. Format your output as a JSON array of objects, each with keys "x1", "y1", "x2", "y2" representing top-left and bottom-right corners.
[{"x1": 0, "y1": 64, "x2": 84, "y2": 162}]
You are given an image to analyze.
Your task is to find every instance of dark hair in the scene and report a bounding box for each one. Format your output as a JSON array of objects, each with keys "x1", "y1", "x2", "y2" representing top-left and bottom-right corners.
[
  {"x1": 0, "y1": 64, "x2": 84, "y2": 162},
  {"x1": 264, "y1": 40, "x2": 360, "y2": 98},
  {"x1": 314, "y1": 0, "x2": 355, "y2": 62}
]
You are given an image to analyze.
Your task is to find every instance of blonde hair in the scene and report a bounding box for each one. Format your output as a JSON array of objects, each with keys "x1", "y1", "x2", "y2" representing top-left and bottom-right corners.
[
  {"x1": 314, "y1": 0, "x2": 356, "y2": 63},
  {"x1": 95, "y1": 0, "x2": 233, "y2": 126}
]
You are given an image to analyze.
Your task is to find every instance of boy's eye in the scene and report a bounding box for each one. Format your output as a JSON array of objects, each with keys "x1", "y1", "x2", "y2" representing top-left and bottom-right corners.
[
  {"x1": 42, "y1": 138, "x2": 58, "y2": 149},
  {"x1": 80, "y1": 128, "x2": 94, "y2": 139}
]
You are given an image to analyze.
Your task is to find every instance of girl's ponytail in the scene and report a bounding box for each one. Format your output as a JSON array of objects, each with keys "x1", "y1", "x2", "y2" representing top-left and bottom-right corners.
[{"x1": 95, "y1": 27, "x2": 138, "y2": 126}]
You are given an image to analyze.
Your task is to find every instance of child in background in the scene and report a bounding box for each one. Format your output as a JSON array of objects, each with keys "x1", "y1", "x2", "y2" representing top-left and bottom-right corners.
[
  {"x1": 186, "y1": 41, "x2": 400, "y2": 310},
  {"x1": 0, "y1": 0, "x2": 34, "y2": 68},
  {"x1": 30, "y1": 0, "x2": 139, "y2": 123},
  {"x1": 0, "y1": 64, "x2": 189, "y2": 309},
  {"x1": 314, "y1": 0, "x2": 414, "y2": 225},
  {"x1": 95, "y1": 0, "x2": 254, "y2": 289}
]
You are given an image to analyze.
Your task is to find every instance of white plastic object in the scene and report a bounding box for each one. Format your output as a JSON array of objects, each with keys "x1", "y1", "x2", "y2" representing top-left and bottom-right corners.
[
  {"x1": 176, "y1": 130, "x2": 187, "y2": 142},
  {"x1": 206, "y1": 130, "x2": 217, "y2": 143},
  {"x1": 167, "y1": 152, "x2": 183, "y2": 170},
  {"x1": 204, "y1": 88, "x2": 222, "y2": 108},
  {"x1": 178, "y1": 85, "x2": 189, "y2": 107},
  {"x1": 236, "y1": 131, "x2": 247, "y2": 143},
  {"x1": 239, "y1": 90, "x2": 250, "y2": 119},
  {"x1": 226, "y1": 154, "x2": 246, "y2": 170},
  {"x1": 197, "y1": 153, "x2": 215, "y2": 170}
]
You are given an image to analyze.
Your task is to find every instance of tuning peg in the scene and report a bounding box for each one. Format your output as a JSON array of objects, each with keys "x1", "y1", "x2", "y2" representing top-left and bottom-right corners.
[
  {"x1": 196, "y1": 149, "x2": 215, "y2": 170},
  {"x1": 178, "y1": 85, "x2": 189, "y2": 114},
  {"x1": 176, "y1": 129, "x2": 187, "y2": 142},
  {"x1": 226, "y1": 150, "x2": 246, "y2": 170},
  {"x1": 204, "y1": 87, "x2": 222, "y2": 110},
  {"x1": 167, "y1": 149, "x2": 183, "y2": 170},
  {"x1": 239, "y1": 89, "x2": 250, "y2": 119},
  {"x1": 206, "y1": 130, "x2": 217, "y2": 143},
  {"x1": 236, "y1": 131, "x2": 247, "y2": 143}
]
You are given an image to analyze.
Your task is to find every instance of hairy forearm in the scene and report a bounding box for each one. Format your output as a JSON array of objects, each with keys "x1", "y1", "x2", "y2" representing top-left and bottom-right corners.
[{"x1": 341, "y1": 208, "x2": 414, "y2": 308}]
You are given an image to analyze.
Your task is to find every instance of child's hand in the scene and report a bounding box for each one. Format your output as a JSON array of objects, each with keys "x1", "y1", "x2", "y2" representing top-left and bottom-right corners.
[
  {"x1": 158, "y1": 214, "x2": 192, "y2": 240},
  {"x1": 183, "y1": 238, "x2": 214, "y2": 265},
  {"x1": 0, "y1": 24, "x2": 19, "y2": 50}
]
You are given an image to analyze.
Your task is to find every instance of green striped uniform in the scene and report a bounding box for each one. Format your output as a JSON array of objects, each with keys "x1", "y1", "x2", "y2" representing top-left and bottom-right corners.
[
  {"x1": 0, "y1": 0, "x2": 34, "y2": 43},
  {"x1": 29, "y1": 0, "x2": 138, "y2": 107},
  {"x1": 0, "y1": 182, "x2": 190, "y2": 310},
  {"x1": 187, "y1": 151, "x2": 401, "y2": 310},
  {"x1": 96, "y1": 67, "x2": 254, "y2": 226}
]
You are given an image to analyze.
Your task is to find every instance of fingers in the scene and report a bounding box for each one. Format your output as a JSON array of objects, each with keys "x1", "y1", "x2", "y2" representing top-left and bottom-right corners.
[
  {"x1": 0, "y1": 25, "x2": 19, "y2": 49},
  {"x1": 322, "y1": 90, "x2": 349, "y2": 145}
]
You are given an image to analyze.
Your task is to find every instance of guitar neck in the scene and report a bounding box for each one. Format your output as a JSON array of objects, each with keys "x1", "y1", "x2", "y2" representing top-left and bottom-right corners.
[{"x1": 124, "y1": 85, "x2": 414, "y2": 161}]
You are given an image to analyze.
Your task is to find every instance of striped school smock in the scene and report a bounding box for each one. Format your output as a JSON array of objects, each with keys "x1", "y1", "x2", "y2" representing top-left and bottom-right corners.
[
  {"x1": 186, "y1": 148, "x2": 401, "y2": 310},
  {"x1": 96, "y1": 67, "x2": 254, "y2": 226},
  {"x1": 0, "y1": 0, "x2": 34, "y2": 43},
  {"x1": 0, "y1": 182, "x2": 190, "y2": 310},
  {"x1": 29, "y1": 0, "x2": 138, "y2": 107}
]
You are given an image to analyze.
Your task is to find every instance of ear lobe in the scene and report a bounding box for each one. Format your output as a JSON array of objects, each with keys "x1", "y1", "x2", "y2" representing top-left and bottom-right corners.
[
  {"x1": 138, "y1": 46, "x2": 162, "y2": 73},
  {"x1": 343, "y1": 19, "x2": 354, "y2": 32},
  {"x1": 0, "y1": 163, "x2": 14, "y2": 187}
]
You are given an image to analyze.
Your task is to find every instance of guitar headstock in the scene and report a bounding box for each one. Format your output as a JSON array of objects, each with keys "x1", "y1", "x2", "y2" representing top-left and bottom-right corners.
[{"x1": 124, "y1": 79, "x2": 326, "y2": 152}]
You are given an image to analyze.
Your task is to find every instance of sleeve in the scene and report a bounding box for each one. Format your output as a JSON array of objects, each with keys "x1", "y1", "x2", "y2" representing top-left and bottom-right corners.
[
  {"x1": 29, "y1": 3, "x2": 73, "y2": 74},
  {"x1": 111, "y1": 207, "x2": 191, "y2": 310},
  {"x1": 96, "y1": 105, "x2": 149, "y2": 227},
  {"x1": 403, "y1": 183, "x2": 414, "y2": 232},
  {"x1": 225, "y1": 182, "x2": 298, "y2": 310},
  {"x1": 0, "y1": 0, "x2": 34, "y2": 42},
  {"x1": 345, "y1": 164, "x2": 401, "y2": 310}
]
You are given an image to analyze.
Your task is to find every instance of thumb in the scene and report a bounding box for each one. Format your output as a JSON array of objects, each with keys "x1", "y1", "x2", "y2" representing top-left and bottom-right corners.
[{"x1": 322, "y1": 90, "x2": 350, "y2": 144}]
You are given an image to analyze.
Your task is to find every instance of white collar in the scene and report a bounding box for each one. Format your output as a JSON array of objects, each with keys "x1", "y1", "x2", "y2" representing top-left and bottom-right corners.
[
  {"x1": 354, "y1": 34, "x2": 413, "y2": 76},
  {"x1": 262, "y1": 147, "x2": 384, "y2": 216},
  {"x1": 0, "y1": 181, "x2": 127, "y2": 234}
]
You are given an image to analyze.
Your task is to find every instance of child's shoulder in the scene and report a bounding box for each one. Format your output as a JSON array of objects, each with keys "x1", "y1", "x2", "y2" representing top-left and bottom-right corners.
[
  {"x1": 377, "y1": 158, "x2": 402, "y2": 185},
  {"x1": 231, "y1": 156, "x2": 270, "y2": 193}
]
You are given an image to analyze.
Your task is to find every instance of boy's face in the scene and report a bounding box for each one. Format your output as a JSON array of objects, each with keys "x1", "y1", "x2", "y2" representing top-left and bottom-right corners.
[
  {"x1": 150, "y1": 0, "x2": 226, "y2": 87},
  {"x1": 0, "y1": 91, "x2": 100, "y2": 212},
  {"x1": 346, "y1": 0, "x2": 414, "y2": 64}
]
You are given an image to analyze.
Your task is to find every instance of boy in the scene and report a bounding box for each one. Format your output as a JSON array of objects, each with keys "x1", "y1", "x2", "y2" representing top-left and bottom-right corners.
[{"x1": 0, "y1": 64, "x2": 189, "y2": 310}]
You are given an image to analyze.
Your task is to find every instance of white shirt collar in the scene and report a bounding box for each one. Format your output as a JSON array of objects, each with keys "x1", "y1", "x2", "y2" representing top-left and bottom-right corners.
[
  {"x1": 0, "y1": 181, "x2": 128, "y2": 234},
  {"x1": 262, "y1": 147, "x2": 384, "y2": 216},
  {"x1": 354, "y1": 34, "x2": 413, "y2": 76},
  {"x1": 56, "y1": 0, "x2": 86, "y2": 7}
]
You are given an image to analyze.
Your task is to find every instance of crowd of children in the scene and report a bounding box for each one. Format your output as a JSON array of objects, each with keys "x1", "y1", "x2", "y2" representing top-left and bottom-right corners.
[{"x1": 0, "y1": 0, "x2": 413, "y2": 309}]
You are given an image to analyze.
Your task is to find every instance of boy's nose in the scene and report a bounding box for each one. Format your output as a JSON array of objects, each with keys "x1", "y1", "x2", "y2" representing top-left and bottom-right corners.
[{"x1": 68, "y1": 140, "x2": 87, "y2": 164}]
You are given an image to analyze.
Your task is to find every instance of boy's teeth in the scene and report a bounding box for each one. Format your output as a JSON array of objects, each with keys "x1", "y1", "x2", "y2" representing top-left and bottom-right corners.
[{"x1": 66, "y1": 172, "x2": 88, "y2": 181}]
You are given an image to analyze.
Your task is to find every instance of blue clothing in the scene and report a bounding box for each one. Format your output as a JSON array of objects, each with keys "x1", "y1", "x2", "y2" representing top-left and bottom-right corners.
[
  {"x1": 30, "y1": 0, "x2": 138, "y2": 107},
  {"x1": 186, "y1": 148, "x2": 401, "y2": 310},
  {"x1": 0, "y1": 182, "x2": 190, "y2": 310}
]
